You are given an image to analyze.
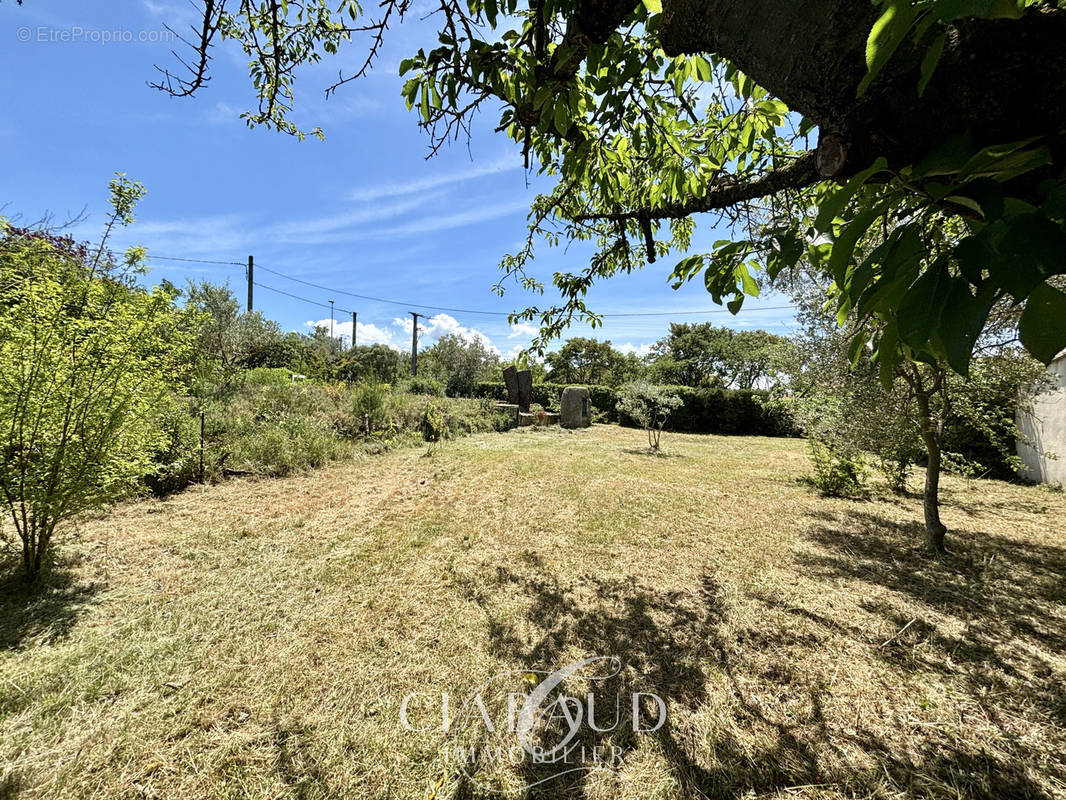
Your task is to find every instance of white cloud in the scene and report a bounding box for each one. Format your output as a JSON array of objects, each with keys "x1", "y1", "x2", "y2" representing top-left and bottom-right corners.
[
  {"x1": 272, "y1": 193, "x2": 440, "y2": 242},
  {"x1": 508, "y1": 322, "x2": 539, "y2": 339},
  {"x1": 617, "y1": 342, "x2": 655, "y2": 358},
  {"x1": 349, "y1": 154, "x2": 522, "y2": 203},
  {"x1": 307, "y1": 317, "x2": 397, "y2": 348},
  {"x1": 373, "y1": 198, "x2": 529, "y2": 238},
  {"x1": 127, "y1": 191, "x2": 523, "y2": 254},
  {"x1": 393, "y1": 313, "x2": 499, "y2": 354}
]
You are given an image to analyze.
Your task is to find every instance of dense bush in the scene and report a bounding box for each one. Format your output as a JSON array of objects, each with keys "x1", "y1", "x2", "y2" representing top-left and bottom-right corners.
[
  {"x1": 808, "y1": 439, "x2": 869, "y2": 498},
  {"x1": 351, "y1": 380, "x2": 391, "y2": 434},
  {"x1": 242, "y1": 367, "x2": 294, "y2": 387},
  {"x1": 406, "y1": 376, "x2": 445, "y2": 396},
  {"x1": 473, "y1": 381, "x2": 797, "y2": 436},
  {"x1": 1, "y1": 206, "x2": 193, "y2": 582}
]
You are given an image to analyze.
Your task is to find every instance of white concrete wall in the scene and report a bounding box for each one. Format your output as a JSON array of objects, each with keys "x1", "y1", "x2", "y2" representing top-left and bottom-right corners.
[{"x1": 1017, "y1": 356, "x2": 1066, "y2": 487}]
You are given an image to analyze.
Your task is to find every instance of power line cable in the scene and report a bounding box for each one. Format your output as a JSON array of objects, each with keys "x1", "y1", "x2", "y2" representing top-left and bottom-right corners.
[
  {"x1": 254, "y1": 281, "x2": 354, "y2": 315},
  {"x1": 149, "y1": 252, "x2": 795, "y2": 319},
  {"x1": 255, "y1": 263, "x2": 510, "y2": 317},
  {"x1": 147, "y1": 254, "x2": 245, "y2": 267}
]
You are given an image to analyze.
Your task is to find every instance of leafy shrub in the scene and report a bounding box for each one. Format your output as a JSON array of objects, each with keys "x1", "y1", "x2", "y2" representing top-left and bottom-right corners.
[
  {"x1": 617, "y1": 382, "x2": 683, "y2": 451},
  {"x1": 0, "y1": 207, "x2": 192, "y2": 582},
  {"x1": 242, "y1": 367, "x2": 293, "y2": 387},
  {"x1": 147, "y1": 397, "x2": 203, "y2": 494},
  {"x1": 808, "y1": 438, "x2": 868, "y2": 498},
  {"x1": 230, "y1": 414, "x2": 341, "y2": 476},
  {"x1": 407, "y1": 376, "x2": 444, "y2": 396},
  {"x1": 422, "y1": 402, "x2": 447, "y2": 441},
  {"x1": 351, "y1": 380, "x2": 391, "y2": 434}
]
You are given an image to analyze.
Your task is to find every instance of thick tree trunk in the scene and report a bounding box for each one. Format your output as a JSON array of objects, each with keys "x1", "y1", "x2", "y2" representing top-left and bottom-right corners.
[{"x1": 660, "y1": 0, "x2": 1066, "y2": 181}]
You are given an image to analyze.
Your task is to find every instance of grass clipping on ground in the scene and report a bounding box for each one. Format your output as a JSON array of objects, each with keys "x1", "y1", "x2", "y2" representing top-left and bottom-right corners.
[{"x1": 1, "y1": 425, "x2": 1064, "y2": 799}]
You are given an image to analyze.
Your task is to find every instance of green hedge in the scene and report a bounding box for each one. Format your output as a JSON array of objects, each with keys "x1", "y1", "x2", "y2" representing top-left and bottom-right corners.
[{"x1": 472, "y1": 381, "x2": 797, "y2": 437}]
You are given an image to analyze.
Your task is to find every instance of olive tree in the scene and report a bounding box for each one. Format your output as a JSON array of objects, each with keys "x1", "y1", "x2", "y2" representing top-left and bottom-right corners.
[{"x1": 617, "y1": 382, "x2": 683, "y2": 452}]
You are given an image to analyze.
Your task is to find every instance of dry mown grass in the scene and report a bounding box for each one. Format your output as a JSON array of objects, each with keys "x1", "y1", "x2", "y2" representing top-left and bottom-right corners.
[{"x1": 1, "y1": 425, "x2": 1064, "y2": 799}]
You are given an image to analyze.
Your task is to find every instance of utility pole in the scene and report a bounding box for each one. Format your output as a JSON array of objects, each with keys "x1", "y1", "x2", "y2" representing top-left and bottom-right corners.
[
  {"x1": 410, "y1": 312, "x2": 420, "y2": 377},
  {"x1": 246, "y1": 255, "x2": 254, "y2": 312},
  {"x1": 351, "y1": 311, "x2": 357, "y2": 350},
  {"x1": 329, "y1": 299, "x2": 335, "y2": 341}
]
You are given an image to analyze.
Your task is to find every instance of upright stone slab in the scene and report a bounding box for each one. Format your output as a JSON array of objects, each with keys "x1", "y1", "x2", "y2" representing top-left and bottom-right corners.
[
  {"x1": 559, "y1": 386, "x2": 591, "y2": 428},
  {"x1": 516, "y1": 369, "x2": 533, "y2": 412},
  {"x1": 502, "y1": 365, "x2": 520, "y2": 405}
]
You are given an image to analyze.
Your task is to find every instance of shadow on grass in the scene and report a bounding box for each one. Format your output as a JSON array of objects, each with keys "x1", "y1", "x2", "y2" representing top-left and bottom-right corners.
[
  {"x1": 0, "y1": 771, "x2": 22, "y2": 800},
  {"x1": 791, "y1": 510, "x2": 1066, "y2": 796},
  {"x1": 450, "y1": 534, "x2": 1062, "y2": 799},
  {"x1": 0, "y1": 558, "x2": 100, "y2": 651},
  {"x1": 620, "y1": 448, "x2": 686, "y2": 459}
]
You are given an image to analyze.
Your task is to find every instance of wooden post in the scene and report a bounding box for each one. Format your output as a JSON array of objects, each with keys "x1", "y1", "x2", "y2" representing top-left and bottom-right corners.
[
  {"x1": 351, "y1": 311, "x2": 357, "y2": 350},
  {"x1": 410, "y1": 312, "x2": 420, "y2": 377},
  {"x1": 246, "y1": 255, "x2": 254, "y2": 312}
]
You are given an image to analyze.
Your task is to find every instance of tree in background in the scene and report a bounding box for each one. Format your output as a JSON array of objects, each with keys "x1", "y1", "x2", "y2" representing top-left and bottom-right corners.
[
  {"x1": 0, "y1": 178, "x2": 191, "y2": 582},
  {"x1": 334, "y1": 343, "x2": 407, "y2": 385},
  {"x1": 647, "y1": 323, "x2": 786, "y2": 389},
  {"x1": 420, "y1": 333, "x2": 500, "y2": 397},
  {"x1": 544, "y1": 337, "x2": 644, "y2": 386}
]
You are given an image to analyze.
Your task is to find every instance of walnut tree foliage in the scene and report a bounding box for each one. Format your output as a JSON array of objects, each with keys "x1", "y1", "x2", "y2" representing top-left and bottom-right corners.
[
  {"x1": 108, "y1": 0, "x2": 1066, "y2": 381},
  {"x1": 8, "y1": 0, "x2": 1063, "y2": 375}
]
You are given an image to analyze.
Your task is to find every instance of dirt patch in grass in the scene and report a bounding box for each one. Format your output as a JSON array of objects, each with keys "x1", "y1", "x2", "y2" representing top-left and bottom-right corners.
[{"x1": 1, "y1": 425, "x2": 1064, "y2": 799}]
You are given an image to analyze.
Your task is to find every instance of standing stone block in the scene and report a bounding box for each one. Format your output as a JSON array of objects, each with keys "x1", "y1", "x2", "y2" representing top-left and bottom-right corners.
[
  {"x1": 516, "y1": 369, "x2": 533, "y2": 413},
  {"x1": 559, "y1": 386, "x2": 591, "y2": 428},
  {"x1": 503, "y1": 365, "x2": 520, "y2": 404}
]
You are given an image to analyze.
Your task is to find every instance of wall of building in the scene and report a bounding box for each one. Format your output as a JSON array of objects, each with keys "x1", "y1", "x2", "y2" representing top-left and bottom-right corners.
[{"x1": 1017, "y1": 356, "x2": 1066, "y2": 487}]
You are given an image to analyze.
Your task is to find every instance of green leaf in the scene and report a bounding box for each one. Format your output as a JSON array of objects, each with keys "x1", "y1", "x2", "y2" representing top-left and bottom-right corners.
[
  {"x1": 859, "y1": 0, "x2": 916, "y2": 97},
  {"x1": 847, "y1": 331, "x2": 868, "y2": 367},
  {"x1": 554, "y1": 100, "x2": 571, "y2": 135},
  {"x1": 1019, "y1": 283, "x2": 1066, "y2": 364},
  {"x1": 813, "y1": 158, "x2": 887, "y2": 233},
  {"x1": 958, "y1": 140, "x2": 1051, "y2": 182},
  {"x1": 877, "y1": 320, "x2": 901, "y2": 388},
  {"x1": 896, "y1": 256, "x2": 951, "y2": 349},
  {"x1": 828, "y1": 200, "x2": 889, "y2": 284},
  {"x1": 937, "y1": 278, "x2": 992, "y2": 374},
  {"x1": 735, "y1": 263, "x2": 760, "y2": 296},
  {"x1": 918, "y1": 33, "x2": 946, "y2": 96}
]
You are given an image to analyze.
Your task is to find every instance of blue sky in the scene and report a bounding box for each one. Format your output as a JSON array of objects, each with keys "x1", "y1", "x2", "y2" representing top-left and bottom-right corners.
[{"x1": 1, "y1": 0, "x2": 798, "y2": 358}]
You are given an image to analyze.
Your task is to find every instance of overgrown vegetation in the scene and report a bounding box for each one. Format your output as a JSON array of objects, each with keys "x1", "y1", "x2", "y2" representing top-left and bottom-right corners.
[{"x1": 0, "y1": 182, "x2": 191, "y2": 583}]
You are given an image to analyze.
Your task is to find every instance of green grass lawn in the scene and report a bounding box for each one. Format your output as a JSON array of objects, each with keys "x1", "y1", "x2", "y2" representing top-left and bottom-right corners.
[{"x1": 2, "y1": 425, "x2": 1065, "y2": 799}]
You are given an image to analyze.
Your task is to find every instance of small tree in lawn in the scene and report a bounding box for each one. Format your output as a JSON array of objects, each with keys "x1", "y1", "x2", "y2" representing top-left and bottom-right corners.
[
  {"x1": 0, "y1": 176, "x2": 190, "y2": 582},
  {"x1": 617, "y1": 382, "x2": 682, "y2": 452}
]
